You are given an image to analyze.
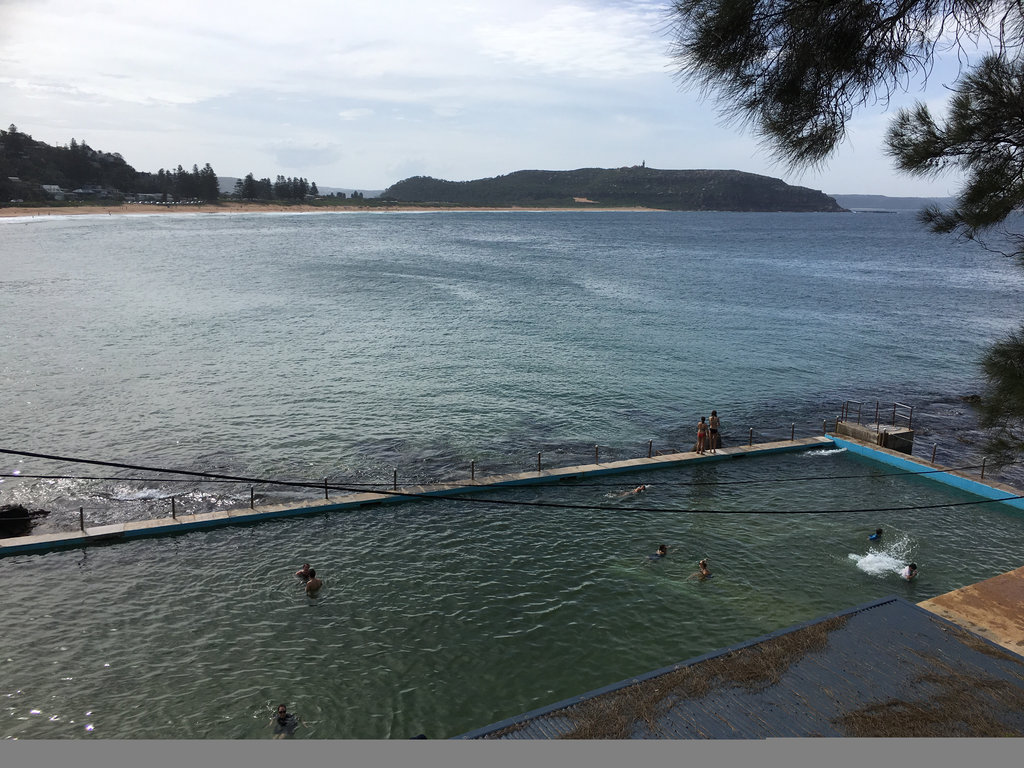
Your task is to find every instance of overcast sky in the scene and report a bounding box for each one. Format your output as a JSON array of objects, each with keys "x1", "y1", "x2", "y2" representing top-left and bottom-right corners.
[{"x1": 1, "y1": 0, "x2": 975, "y2": 196}]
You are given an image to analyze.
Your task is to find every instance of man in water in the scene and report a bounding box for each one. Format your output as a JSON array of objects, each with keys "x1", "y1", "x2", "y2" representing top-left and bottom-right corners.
[
  {"x1": 653, "y1": 544, "x2": 668, "y2": 558},
  {"x1": 697, "y1": 558, "x2": 711, "y2": 579},
  {"x1": 305, "y1": 569, "x2": 323, "y2": 596},
  {"x1": 270, "y1": 704, "x2": 300, "y2": 739},
  {"x1": 901, "y1": 562, "x2": 918, "y2": 581},
  {"x1": 868, "y1": 528, "x2": 882, "y2": 541},
  {"x1": 295, "y1": 563, "x2": 312, "y2": 582}
]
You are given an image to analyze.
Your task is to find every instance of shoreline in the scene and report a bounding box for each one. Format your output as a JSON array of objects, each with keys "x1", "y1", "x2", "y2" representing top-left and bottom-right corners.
[{"x1": 0, "y1": 202, "x2": 661, "y2": 218}]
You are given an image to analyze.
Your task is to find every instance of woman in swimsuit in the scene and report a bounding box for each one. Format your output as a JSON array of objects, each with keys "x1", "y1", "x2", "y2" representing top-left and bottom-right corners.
[{"x1": 697, "y1": 417, "x2": 708, "y2": 454}]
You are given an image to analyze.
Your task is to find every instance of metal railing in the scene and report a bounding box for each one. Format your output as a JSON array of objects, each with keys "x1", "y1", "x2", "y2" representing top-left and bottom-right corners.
[{"x1": 839, "y1": 399, "x2": 913, "y2": 430}]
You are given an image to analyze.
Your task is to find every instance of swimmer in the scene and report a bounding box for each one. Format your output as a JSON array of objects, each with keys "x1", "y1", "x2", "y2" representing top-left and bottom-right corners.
[
  {"x1": 616, "y1": 484, "x2": 648, "y2": 498},
  {"x1": 688, "y1": 558, "x2": 712, "y2": 580},
  {"x1": 868, "y1": 528, "x2": 882, "y2": 541},
  {"x1": 901, "y1": 562, "x2": 918, "y2": 581},
  {"x1": 305, "y1": 569, "x2": 323, "y2": 596},
  {"x1": 654, "y1": 544, "x2": 668, "y2": 558},
  {"x1": 295, "y1": 563, "x2": 312, "y2": 582},
  {"x1": 270, "y1": 704, "x2": 300, "y2": 739}
]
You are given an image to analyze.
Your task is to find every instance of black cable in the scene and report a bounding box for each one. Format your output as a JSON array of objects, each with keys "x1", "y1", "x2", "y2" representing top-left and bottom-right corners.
[
  {"x1": 0, "y1": 456, "x2": 1000, "y2": 488},
  {"x1": 2, "y1": 447, "x2": 1021, "y2": 516}
]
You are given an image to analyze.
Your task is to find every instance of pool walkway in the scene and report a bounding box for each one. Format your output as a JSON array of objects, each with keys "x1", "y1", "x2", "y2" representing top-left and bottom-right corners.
[
  {"x1": 0, "y1": 435, "x2": 831, "y2": 557},
  {"x1": 918, "y1": 565, "x2": 1024, "y2": 655}
]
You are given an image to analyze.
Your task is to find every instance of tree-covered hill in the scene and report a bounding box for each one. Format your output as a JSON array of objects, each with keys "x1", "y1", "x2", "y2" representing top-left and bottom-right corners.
[
  {"x1": 381, "y1": 166, "x2": 846, "y2": 212},
  {"x1": 0, "y1": 124, "x2": 219, "y2": 202}
]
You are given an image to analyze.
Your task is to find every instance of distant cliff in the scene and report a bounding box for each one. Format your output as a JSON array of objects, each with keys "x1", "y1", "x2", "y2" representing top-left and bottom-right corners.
[{"x1": 381, "y1": 167, "x2": 846, "y2": 212}]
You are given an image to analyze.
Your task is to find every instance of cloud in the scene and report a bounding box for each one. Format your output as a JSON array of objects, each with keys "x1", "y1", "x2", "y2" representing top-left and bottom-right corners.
[
  {"x1": 475, "y1": 2, "x2": 670, "y2": 78},
  {"x1": 338, "y1": 108, "x2": 375, "y2": 121},
  {"x1": 0, "y1": 0, "x2": 967, "y2": 194}
]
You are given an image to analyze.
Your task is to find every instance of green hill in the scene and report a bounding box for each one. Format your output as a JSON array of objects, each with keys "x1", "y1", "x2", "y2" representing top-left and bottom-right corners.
[
  {"x1": 1, "y1": 124, "x2": 219, "y2": 203},
  {"x1": 382, "y1": 167, "x2": 846, "y2": 212}
]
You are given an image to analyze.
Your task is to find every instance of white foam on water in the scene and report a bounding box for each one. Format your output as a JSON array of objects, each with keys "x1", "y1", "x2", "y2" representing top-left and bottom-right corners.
[
  {"x1": 112, "y1": 487, "x2": 171, "y2": 501},
  {"x1": 848, "y1": 531, "x2": 914, "y2": 577},
  {"x1": 805, "y1": 448, "x2": 847, "y2": 457}
]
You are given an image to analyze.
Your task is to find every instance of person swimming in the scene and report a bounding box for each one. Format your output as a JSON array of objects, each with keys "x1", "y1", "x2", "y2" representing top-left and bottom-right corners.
[
  {"x1": 868, "y1": 528, "x2": 882, "y2": 541},
  {"x1": 901, "y1": 562, "x2": 918, "y2": 581},
  {"x1": 653, "y1": 544, "x2": 668, "y2": 558},
  {"x1": 697, "y1": 558, "x2": 711, "y2": 579},
  {"x1": 305, "y1": 568, "x2": 323, "y2": 596},
  {"x1": 617, "y1": 484, "x2": 648, "y2": 498},
  {"x1": 295, "y1": 563, "x2": 312, "y2": 582}
]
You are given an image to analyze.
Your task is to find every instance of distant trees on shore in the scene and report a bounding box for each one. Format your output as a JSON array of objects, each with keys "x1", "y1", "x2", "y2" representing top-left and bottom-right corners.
[
  {"x1": 150, "y1": 163, "x2": 220, "y2": 203},
  {"x1": 233, "y1": 173, "x2": 324, "y2": 201},
  {"x1": 0, "y1": 125, "x2": 222, "y2": 203},
  {"x1": 0, "y1": 125, "x2": 335, "y2": 205}
]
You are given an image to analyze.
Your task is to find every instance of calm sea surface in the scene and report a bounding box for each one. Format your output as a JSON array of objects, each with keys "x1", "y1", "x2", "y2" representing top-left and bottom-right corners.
[{"x1": 2, "y1": 209, "x2": 1024, "y2": 738}]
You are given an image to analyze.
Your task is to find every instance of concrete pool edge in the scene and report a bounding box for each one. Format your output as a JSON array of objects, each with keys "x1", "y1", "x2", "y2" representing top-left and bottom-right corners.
[{"x1": 0, "y1": 436, "x2": 833, "y2": 557}]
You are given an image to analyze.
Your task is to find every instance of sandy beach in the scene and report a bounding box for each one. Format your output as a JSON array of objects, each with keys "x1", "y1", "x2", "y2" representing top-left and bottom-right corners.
[{"x1": 0, "y1": 202, "x2": 659, "y2": 218}]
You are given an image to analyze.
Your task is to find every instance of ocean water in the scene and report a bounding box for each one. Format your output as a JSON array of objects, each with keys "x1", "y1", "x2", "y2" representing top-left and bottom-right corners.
[{"x1": 2, "y1": 209, "x2": 1024, "y2": 739}]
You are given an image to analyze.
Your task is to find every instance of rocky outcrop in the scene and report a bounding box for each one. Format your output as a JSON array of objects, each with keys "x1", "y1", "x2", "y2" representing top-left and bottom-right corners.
[{"x1": 0, "y1": 504, "x2": 50, "y2": 537}]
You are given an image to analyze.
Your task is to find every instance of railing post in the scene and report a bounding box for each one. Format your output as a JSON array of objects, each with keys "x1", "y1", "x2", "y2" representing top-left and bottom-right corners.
[
  {"x1": 537, "y1": 452, "x2": 542, "y2": 473},
  {"x1": 823, "y1": 419, "x2": 827, "y2": 434},
  {"x1": 595, "y1": 445, "x2": 599, "y2": 465},
  {"x1": 648, "y1": 440, "x2": 653, "y2": 458},
  {"x1": 874, "y1": 401, "x2": 879, "y2": 428},
  {"x1": 324, "y1": 478, "x2": 329, "y2": 500},
  {"x1": 791, "y1": 423, "x2": 795, "y2": 441},
  {"x1": 931, "y1": 444, "x2": 937, "y2": 464},
  {"x1": 471, "y1": 460, "x2": 475, "y2": 481},
  {"x1": 981, "y1": 457, "x2": 987, "y2": 480},
  {"x1": 171, "y1": 496, "x2": 176, "y2": 519},
  {"x1": 79, "y1": 506, "x2": 85, "y2": 532},
  {"x1": 748, "y1": 428, "x2": 753, "y2": 446},
  {"x1": 393, "y1": 469, "x2": 398, "y2": 491},
  {"x1": 250, "y1": 487, "x2": 255, "y2": 509}
]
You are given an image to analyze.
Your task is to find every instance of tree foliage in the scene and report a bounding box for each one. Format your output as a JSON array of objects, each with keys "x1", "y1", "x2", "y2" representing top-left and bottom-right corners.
[
  {"x1": 668, "y1": 0, "x2": 1024, "y2": 167},
  {"x1": 886, "y1": 54, "x2": 1024, "y2": 257},
  {"x1": 978, "y1": 329, "x2": 1024, "y2": 461}
]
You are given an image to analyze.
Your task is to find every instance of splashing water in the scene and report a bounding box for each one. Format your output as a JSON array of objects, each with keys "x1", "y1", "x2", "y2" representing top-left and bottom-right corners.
[{"x1": 848, "y1": 531, "x2": 915, "y2": 578}]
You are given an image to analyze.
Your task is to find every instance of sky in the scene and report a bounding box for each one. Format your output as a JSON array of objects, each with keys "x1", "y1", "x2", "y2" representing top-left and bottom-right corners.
[{"x1": 0, "y1": 0, "x2": 979, "y2": 196}]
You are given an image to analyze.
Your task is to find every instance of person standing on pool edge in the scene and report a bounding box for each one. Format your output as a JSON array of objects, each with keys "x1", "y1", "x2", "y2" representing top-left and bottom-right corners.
[
  {"x1": 697, "y1": 416, "x2": 708, "y2": 454},
  {"x1": 708, "y1": 410, "x2": 720, "y2": 453}
]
